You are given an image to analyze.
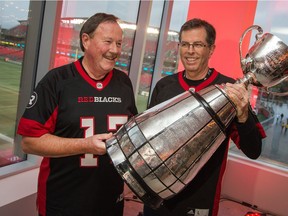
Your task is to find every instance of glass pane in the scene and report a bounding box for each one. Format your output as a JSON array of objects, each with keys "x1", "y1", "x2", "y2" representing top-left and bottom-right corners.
[
  {"x1": 137, "y1": 0, "x2": 190, "y2": 112},
  {"x1": 136, "y1": 0, "x2": 165, "y2": 112},
  {"x1": 0, "y1": 1, "x2": 30, "y2": 167},
  {"x1": 162, "y1": 0, "x2": 190, "y2": 78}
]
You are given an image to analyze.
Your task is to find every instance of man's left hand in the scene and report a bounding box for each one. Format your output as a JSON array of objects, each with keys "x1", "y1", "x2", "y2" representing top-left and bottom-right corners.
[{"x1": 225, "y1": 83, "x2": 249, "y2": 123}]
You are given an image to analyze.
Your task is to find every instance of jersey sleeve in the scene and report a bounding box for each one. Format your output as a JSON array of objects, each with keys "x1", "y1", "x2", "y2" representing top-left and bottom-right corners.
[
  {"x1": 229, "y1": 107, "x2": 266, "y2": 159},
  {"x1": 149, "y1": 83, "x2": 161, "y2": 108},
  {"x1": 148, "y1": 74, "x2": 180, "y2": 108},
  {"x1": 17, "y1": 73, "x2": 58, "y2": 137}
]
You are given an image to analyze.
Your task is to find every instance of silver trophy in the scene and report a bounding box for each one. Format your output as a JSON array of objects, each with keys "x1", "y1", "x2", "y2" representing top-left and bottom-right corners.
[
  {"x1": 106, "y1": 25, "x2": 288, "y2": 209},
  {"x1": 239, "y1": 25, "x2": 288, "y2": 94}
]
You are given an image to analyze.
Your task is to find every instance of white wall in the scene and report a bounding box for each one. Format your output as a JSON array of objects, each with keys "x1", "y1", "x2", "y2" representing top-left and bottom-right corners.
[
  {"x1": 0, "y1": 168, "x2": 38, "y2": 216},
  {"x1": 0, "y1": 157, "x2": 287, "y2": 215},
  {"x1": 222, "y1": 155, "x2": 288, "y2": 216}
]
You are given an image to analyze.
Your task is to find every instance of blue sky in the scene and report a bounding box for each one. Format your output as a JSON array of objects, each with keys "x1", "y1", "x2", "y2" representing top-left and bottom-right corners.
[
  {"x1": 0, "y1": 1, "x2": 30, "y2": 29},
  {"x1": 0, "y1": 0, "x2": 189, "y2": 31}
]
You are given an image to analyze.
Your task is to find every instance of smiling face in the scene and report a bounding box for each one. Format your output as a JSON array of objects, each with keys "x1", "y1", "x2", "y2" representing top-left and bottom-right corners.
[
  {"x1": 82, "y1": 21, "x2": 123, "y2": 80},
  {"x1": 179, "y1": 27, "x2": 215, "y2": 80}
]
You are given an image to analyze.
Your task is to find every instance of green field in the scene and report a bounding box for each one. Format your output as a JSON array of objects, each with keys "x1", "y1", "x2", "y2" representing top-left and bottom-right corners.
[
  {"x1": 136, "y1": 95, "x2": 149, "y2": 113},
  {"x1": 0, "y1": 59, "x2": 21, "y2": 138}
]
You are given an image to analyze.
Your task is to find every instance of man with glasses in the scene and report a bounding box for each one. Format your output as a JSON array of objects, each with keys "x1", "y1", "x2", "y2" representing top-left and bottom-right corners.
[{"x1": 143, "y1": 18, "x2": 266, "y2": 216}]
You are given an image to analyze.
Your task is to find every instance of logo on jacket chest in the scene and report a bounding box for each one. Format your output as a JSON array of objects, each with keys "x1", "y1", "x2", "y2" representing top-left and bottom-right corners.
[{"x1": 78, "y1": 96, "x2": 122, "y2": 103}]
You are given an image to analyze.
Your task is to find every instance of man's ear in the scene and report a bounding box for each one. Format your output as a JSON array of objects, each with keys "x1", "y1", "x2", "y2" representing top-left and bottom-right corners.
[
  {"x1": 209, "y1": 44, "x2": 216, "y2": 57},
  {"x1": 81, "y1": 33, "x2": 90, "y2": 50}
]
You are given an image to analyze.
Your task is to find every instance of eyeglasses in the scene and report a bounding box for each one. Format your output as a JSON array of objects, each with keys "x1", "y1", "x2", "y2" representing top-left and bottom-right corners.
[{"x1": 179, "y1": 41, "x2": 208, "y2": 50}]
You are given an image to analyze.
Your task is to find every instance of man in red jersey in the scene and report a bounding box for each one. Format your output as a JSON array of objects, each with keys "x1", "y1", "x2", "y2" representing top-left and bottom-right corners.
[
  {"x1": 17, "y1": 13, "x2": 137, "y2": 216},
  {"x1": 143, "y1": 18, "x2": 266, "y2": 216}
]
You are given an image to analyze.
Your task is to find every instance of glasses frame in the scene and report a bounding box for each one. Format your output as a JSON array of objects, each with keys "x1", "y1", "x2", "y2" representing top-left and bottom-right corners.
[{"x1": 179, "y1": 41, "x2": 209, "y2": 50}]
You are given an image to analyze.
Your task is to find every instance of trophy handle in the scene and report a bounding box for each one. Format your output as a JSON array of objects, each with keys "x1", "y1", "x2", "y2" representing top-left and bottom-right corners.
[
  {"x1": 239, "y1": 25, "x2": 263, "y2": 72},
  {"x1": 264, "y1": 76, "x2": 288, "y2": 96}
]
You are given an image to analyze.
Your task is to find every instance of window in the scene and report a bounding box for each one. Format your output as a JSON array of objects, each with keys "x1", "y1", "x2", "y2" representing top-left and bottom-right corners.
[
  {"x1": 0, "y1": 1, "x2": 45, "y2": 177},
  {"x1": 0, "y1": 1, "x2": 30, "y2": 167},
  {"x1": 51, "y1": 0, "x2": 140, "y2": 71},
  {"x1": 135, "y1": 0, "x2": 190, "y2": 112},
  {"x1": 135, "y1": 0, "x2": 166, "y2": 112}
]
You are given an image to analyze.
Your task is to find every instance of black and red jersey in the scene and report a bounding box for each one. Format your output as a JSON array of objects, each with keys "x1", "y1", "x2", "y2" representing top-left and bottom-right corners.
[
  {"x1": 17, "y1": 57, "x2": 138, "y2": 216},
  {"x1": 144, "y1": 69, "x2": 265, "y2": 216}
]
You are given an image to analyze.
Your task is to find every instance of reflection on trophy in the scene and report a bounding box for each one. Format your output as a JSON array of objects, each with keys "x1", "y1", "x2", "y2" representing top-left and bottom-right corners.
[
  {"x1": 239, "y1": 25, "x2": 288, "y2": 94},
  {"x1": 106, "y1": 25, "x2": 288, "y2": 209}
]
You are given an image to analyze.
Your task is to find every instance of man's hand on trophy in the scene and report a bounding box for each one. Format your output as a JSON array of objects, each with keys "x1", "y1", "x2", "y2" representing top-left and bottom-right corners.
[
  {"x1": 86, "y1": 132, "x2": 112, "y2": 155},
  {"x1": 225, "y1": 83, "x2": 249, "y2": 123}
]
